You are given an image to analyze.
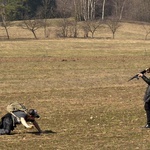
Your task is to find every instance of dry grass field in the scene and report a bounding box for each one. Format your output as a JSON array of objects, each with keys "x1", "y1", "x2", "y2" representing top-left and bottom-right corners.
[{"x1": 0, "y1": 22, "x2": 150, "y2": 150}]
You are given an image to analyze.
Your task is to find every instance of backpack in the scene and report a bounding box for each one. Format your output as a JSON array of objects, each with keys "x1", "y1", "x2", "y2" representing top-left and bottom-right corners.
[
  {"x1": 6, "y1": 102, "x2": 28, "y2": 113},
  {"x1": 6, "y1": 102, "x2": 28, "y2": 122}
]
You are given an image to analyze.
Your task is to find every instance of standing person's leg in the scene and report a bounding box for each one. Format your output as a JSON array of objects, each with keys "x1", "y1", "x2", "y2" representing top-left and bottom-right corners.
[
  {"x1": 144, "y1": 102, "x2": 150, "y2": 127},
  {"x1": 0, "y1": 117, "x2": 13, "y2": 135}
]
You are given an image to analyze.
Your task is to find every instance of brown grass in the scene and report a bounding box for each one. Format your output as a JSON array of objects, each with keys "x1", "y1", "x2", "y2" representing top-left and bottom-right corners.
[{"x1": 0, "y1": 22, "x2": 150, "y2": 150}]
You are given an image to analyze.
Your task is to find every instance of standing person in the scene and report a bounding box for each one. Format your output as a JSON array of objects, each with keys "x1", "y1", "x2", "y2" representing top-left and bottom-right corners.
[
  {"x1": 0, "y1": 109, "x2": 42, "y2": 135},
  {"x1": 138, "y1": 68, "x2": 150, "y2": 128}
]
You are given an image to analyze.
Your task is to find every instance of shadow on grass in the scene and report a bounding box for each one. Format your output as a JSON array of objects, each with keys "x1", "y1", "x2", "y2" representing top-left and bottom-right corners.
[{"x1": 26, "y1": 130, "x2": 57, "y2": 135}]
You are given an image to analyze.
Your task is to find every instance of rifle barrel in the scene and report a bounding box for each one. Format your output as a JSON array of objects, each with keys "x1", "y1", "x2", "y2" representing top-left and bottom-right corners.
[{"x1": 128, "y1": 74, "x2": 138, "y2": 82}]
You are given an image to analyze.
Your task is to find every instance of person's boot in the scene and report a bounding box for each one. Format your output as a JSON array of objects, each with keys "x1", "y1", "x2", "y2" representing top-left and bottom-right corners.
[
  {"x1": 0, "y1": 129, "x2": 7, "y2": 135},
  {"x1": 143, "y1": 124, "x2": 150, "y2": 128}
]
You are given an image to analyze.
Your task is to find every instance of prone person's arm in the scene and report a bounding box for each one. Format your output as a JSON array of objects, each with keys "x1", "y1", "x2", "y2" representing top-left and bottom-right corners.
[
  {"x1": 32, "y1": 120, "x2": 42, "y2": 133},
  {"x1": 20, "y1": 117, "x2": 34, "y2": 129}
]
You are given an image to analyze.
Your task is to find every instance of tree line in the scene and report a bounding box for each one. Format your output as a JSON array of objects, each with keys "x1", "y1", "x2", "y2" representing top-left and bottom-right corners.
[
  {"x1": 0, "y1": 0, "x2": 150, "y2": 40},
  {"x1": 0, "y1": 0, "x2": 150, "y2": 21}
]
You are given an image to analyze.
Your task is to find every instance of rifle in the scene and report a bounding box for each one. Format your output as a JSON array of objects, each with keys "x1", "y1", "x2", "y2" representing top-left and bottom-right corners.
[{"x1": 128, "y1": 68, "x2": 150, "y2": 82}]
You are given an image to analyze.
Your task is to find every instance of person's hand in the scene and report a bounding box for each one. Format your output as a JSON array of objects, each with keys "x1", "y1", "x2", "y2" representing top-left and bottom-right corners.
[
  {"x1": 28, "y1": 125, "x2": 34, "y2": 129},
  {"x1": 138, "y1": 73, "x2": 143, "y2": 78}
]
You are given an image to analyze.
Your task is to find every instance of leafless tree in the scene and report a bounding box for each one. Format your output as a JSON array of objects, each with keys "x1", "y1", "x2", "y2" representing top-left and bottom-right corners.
[
  {"x1": 101, "y1": 0, "x2": 106, "y2": 20},
  {"x1": 20, "y1": 19, "x2": 44, "y2": 39},
  {"x1": 68, "y1": 20, "x2": 78, "y2": 38},
  {"x1": 36, "y1": 0, "x2": 54, "y2": 38},
  {"x1": 83, "y1": 0, "x2": 96, "y2": 20},
  {"x1": 82, "y1": 24, "x2": 89, "y2": 38},
  {"x1": 143, "y1": 24, "x2": 150, "y2": 40},
  {"x1": 57, "y1": 18, "x2": 69, "y2": 37},
  {"x1": 119, "y1": 0, "x2": 126, "y2": 20},
  {"x1": 41, "y1": 0, "x2": 51, "y2": 38},
  {"x1": 112, "y1": 0, "x2": 127, "y2": 20},
  {"x1": 57, "y1": 0, "x2": 72, "y2": 18},
  {"x1": 125, "y1": 0, "x2": 150, "y2": 22},
  {"x1": 73, "y1": 0, "x2": 83, "y2": 21},
  {"x1": 82, "y1": 21, "x2": 101, "y2": 38},
  {"x1": 0, "y1": 3, "x2": 10, "y2": 39},
  {"x1": 57, "y1": 18, "x2": 78, "y2": 38},
  {"x1": 106, "y1": 18, "x2": 121, "y2": 39},
  {"x1": 73, "y1": 0, "x2": 96, "y2": 21}
]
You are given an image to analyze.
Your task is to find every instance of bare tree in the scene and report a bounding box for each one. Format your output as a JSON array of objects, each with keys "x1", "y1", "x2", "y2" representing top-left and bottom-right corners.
[
  {"x1": 73, "y1": 0, "x2": 83, "y2": 21},
  {"x1": 82, "y1": 24, "x2": 89, "y2": 38},
  {"x1": 82, "y1": 21, "x2": 101, "y2": 38},
  {"x1": 83, "y1": 0, "x2": 96, "y2": 20},
  {"x1": 41, "y1": 0, "x2": 51, "y2": 38},
  {"x1": 57, "y1": 0, "x2": 72, "y2": 18},
  {"x1": 57, "y1": 18, "x2": 69, "y2": 37},
  {"x1": 0, "y1": 4, "x2": 10, "y2": 39},
  {"x1": 106, "y1": 18, "x2": 121, "y2": 39},
  {"x1": 37, "y1": 0, "x2": 56, "y2": 38},
  {"x1": 143, "y1": 24, "x2": 150, "y2": 40},
  {"x1": 73, "y1": 0, "x2": 96, "y2": 21},
  {"x1": 102, "y1": 0, "x2": 106, "y2": 20},
  {"x1": 112, "y1": 0, "x2": 127, "y2": 20},
  {"x1": 73, "y1": 0, "x2": 79, "y2": 20},
  {"x1": 20, "y1": 19, "x2": 44, "y2": 39},
  {"x1": 68, "y1": 20, "x2": 78, "y2": 38},
  {"x1": 119, "y1": 0, "x2": 126, "y2": 20},
  {"x1": 57, "y1": 18, "x2": 78, "y2": 38}
]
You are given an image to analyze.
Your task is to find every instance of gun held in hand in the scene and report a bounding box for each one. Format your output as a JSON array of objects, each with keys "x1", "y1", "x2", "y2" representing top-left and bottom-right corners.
[{"x1": 128, "y1": 68, "x2": 150, "y2": 82}]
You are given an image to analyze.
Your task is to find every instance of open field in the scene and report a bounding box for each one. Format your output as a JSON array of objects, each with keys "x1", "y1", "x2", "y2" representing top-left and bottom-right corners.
[{"x1": 0, "y1": 23, "x2": 150, "y2": 149}]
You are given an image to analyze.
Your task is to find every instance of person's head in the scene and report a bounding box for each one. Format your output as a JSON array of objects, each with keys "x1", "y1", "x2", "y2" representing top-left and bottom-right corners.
[{"x1": 28, "y1": 109, "x2": 40, "y2": 118}]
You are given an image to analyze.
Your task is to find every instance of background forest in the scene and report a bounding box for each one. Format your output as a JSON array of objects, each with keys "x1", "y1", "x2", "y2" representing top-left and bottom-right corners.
[{"x1": 0, "y1": 0, "x2": 150, "y2": 22}]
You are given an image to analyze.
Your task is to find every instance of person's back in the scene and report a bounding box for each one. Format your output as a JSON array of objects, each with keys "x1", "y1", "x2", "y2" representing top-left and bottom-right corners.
[{"x1": 11, "y1": 111, "x2": 28, "y2": 126}]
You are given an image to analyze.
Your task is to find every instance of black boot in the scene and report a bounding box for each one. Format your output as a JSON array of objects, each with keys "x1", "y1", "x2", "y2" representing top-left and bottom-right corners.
[{"x1": 143, "y1": 124, "x2": 150, "y2": 128}]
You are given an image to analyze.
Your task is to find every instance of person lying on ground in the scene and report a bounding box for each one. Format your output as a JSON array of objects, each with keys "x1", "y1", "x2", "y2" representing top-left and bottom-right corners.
[{"x1": 0, "y1": 109, "x2": 42, "y2": 135}]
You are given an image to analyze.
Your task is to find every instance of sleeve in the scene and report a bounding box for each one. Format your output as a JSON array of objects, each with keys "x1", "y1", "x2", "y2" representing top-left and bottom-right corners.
[
  {"x1": 20, "y1": 118, "x2": 34, "y2": 129},
  {"x1": 142, "y1": 75, "x2": 150, "y2": 85}
]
